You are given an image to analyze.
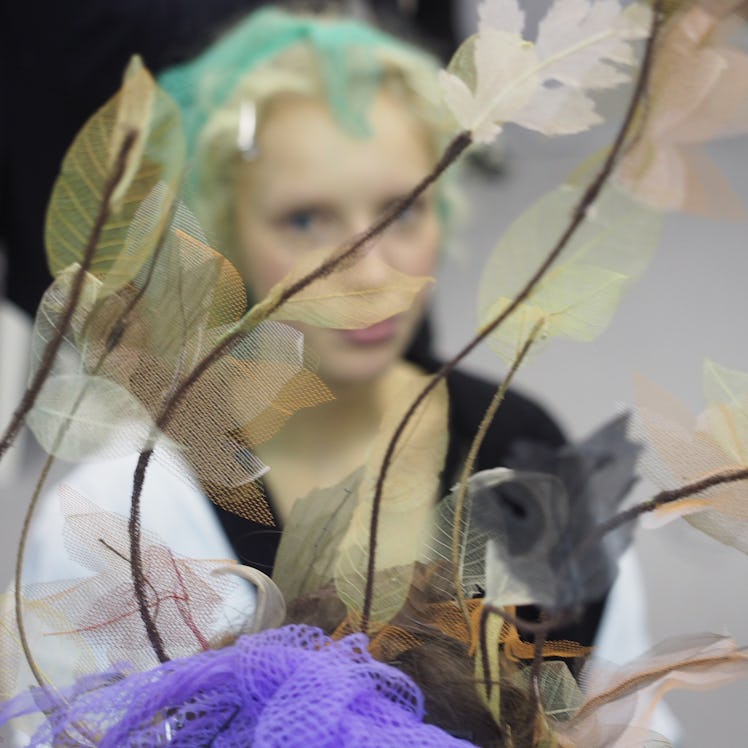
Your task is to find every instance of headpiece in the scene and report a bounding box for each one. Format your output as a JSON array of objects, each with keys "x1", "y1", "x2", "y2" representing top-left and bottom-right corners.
[{"x1": 159, "y1": 8, "x2": 442, "y2": 153}]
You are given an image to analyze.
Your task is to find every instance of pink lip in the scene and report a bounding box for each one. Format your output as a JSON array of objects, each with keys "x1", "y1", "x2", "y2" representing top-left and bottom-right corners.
[{"x1": 338, "y1": 317, "x2": 399, "y2": 344}]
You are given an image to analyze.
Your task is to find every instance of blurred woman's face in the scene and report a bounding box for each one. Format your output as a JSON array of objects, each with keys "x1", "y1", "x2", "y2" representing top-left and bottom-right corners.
[{"x1": 233, "y1": 92, "x2": 441, "y2": 387}]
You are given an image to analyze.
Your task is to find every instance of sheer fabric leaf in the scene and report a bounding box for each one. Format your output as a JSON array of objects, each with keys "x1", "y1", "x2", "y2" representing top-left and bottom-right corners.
[
  {"x1": 634, "y1": 371, "x2": 748, "y2": 552},
  {"x1": 477, "y1": 185, "x2": 660, "y2": 363},
  {"x1": 558, "y1": 634, "x2": 748, "y2": 744},
  {"x1": 439, "y1": 0, "x2": 650, "y2": 143}
]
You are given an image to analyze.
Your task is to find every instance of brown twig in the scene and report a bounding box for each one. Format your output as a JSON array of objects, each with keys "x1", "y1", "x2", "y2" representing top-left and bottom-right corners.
[
  {"x1": 451, "y1": 321, "x2": 544, "y2": 638},
  {"x1": 582, "y1": 465, "x2": 748, "y2": 555},
  {"x1": 0, "y1": 132, "x2": 137, "y2": 462},
  {"x1": 360, "y1": 2, "x2": 665, "y2": 634},
  {"x1": 128, "y1": 446, "x2": 169, "y2": 660}
]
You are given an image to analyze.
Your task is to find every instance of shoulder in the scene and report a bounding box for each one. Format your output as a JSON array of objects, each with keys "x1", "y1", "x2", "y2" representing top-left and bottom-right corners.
[
  {"x1": 443, "y1": 366, "x2": 566, "y2": 480},
  {"x1": 23, "y1": 449, "x2": 239, "y2": 585}
]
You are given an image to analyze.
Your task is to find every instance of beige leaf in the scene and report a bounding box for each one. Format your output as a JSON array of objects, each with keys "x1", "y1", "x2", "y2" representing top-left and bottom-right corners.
[
  {"x1": 559, "y1": 634, "x2": 748, "y2": 743},
  {"x1": 616, "y1": 2, "x2": 748, "y2": 214},
  {"x1": 439, "y1": 0, "x2": 649, "y2": 143},
  {"x1": 108, "y1": 55, "x2": 156, "y2": 213},
  {"x1": 45, "y1": 57, "x2": 185, "y2": 292},
  {"x1": 273, "y1": 468, "x2": 364, "y2": 603},
  {"x1": 265, "y1": 245, "x2": 433, "y2": 329}
]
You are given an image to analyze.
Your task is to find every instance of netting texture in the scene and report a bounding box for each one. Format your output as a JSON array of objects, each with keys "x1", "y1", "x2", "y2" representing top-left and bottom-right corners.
[{"x1": 1, "y1": 625, "x2": 476, "y2": 747}]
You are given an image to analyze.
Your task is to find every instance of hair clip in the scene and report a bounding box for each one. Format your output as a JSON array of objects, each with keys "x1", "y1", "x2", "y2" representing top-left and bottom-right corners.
[{"x1": 237, "y1": 100, "x2": 259, "y2": 160}]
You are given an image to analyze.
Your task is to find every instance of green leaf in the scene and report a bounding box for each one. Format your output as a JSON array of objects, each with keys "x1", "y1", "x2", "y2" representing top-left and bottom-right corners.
[
  {"x1": 265, "y1": 245, "x2": 433, "y2": 329},
  {"x1": 45, "y1": 57, "x2": 185, "y2": 293},
  {"x1": 478, "y1": 184, "x2": 660, "y2": 363}
]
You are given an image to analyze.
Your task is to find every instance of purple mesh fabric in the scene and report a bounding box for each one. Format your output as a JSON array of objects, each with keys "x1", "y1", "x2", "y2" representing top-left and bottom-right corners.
[{"x1": 1, "y1": 624, "x2": 476, "y2": 747}]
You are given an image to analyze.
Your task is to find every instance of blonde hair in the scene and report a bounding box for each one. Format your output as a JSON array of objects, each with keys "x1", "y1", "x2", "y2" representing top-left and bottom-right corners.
[{"x1": 161, "y1": 10, "x2": 461, "y2": 266}]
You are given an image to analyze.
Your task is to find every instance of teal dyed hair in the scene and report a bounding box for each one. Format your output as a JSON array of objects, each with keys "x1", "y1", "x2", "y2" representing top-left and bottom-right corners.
[{"x1": 159, "y1": 7, "x2": 460, "y2": 261}]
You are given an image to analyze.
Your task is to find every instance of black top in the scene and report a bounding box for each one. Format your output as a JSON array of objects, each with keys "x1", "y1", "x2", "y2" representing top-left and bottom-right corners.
[{"x1": 209, "y1": 364, "x2": 607, "y2": 648}]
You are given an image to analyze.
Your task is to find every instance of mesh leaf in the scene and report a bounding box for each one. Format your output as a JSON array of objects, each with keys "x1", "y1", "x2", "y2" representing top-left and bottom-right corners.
[
  {"x1": 1, "y1": 592, "x2": 100, "y2": 699},
  {"x1": 26, "y1": 374, "x2": 162, "y2": 462},
  {"x1": 273, "y1": 468, "x2": 364, "y2": 604},
  {"x1": 477, "y1": 185, "x2": 661, "y2": 363},
  {"x1": 27, "y1": 267, "x2": 168, "y2": 461},
  {"x1": 421, "y1": 482, "x2": 490, "y2": 600},
  {"x1": 45, "y1": 197, "x2": 334, "y2": 522},
  {"x1": 16, "y1": 487, "x2": 255, "y2": 680},
  {"x1": 702, "y1": 359, "x2": 748, "y2": 464},
  {"x1": 512, "y1": 660, "x2": 584, "y2": 722},
  {"x1": 634, "y1": 372, "x2": 748, "y2": 552},
  {"x1": 264, "y1": 244, "x2": 433, "y2": 329}
]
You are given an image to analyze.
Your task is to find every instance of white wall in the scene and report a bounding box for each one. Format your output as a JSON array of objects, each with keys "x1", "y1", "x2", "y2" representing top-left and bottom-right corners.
[{"x1": 432, "y1": 124, "x2": 748, "y2": 747}]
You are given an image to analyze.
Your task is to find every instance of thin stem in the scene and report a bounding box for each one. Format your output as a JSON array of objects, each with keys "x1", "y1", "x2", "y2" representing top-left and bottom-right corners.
[
  {"x1": 14, "y1": 453, "x2": 57, "y2": 688},
  {"x1": 529, "y1": 626, "x2": 548, "y2": 719},
  {"x1": 361, "y1": 2, "x2": 665, "y2": 633},
  {"x1": 479, "y1": 606, "x2": 493, "y2": 701},
  {"x1": 13, "y1": 261, "x2": 162, "y2": 676},
  {"x1": 451, "y1": 322, "x2": 544, "y2": 639},
  {"x1": 12, "y1": 455, "x2": 102, "y2": 747},
  {"x1": 9, "y1": 131, "x2": 141, "y2": 717},
  {"x1": 126, "y1": 131, "x2": 474, "y2": 661},
  {"x1": 0, "y1": 132, "x2": 137, "y2": 462},
  {"x1": 128, "y1": 446, "x2": 168, "y2": 661}
]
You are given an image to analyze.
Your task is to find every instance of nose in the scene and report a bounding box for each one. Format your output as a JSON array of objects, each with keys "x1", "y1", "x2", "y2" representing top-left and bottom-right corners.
[
  {"x1": 353, "y1": 231, "x2": 402, "y2": 290},
  {"x1": 341, "y1": 212, "x2": 399, "y2": 287}
]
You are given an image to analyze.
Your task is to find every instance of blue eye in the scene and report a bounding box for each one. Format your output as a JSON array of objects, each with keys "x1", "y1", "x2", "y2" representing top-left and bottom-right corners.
[{"x1": 286, "y1": 210, "x2": 317, "y2": 232}]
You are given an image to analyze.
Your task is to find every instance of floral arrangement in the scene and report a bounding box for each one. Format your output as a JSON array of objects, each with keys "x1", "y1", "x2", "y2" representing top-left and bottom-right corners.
[{"x1": 2, "y1": 1, "x2": 748, "y2": 746}]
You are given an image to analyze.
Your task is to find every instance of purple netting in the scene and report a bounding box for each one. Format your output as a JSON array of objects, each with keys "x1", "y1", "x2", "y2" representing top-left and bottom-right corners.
[{"x1": 1, "y1": 624, "x2": 476, "y2": 747}]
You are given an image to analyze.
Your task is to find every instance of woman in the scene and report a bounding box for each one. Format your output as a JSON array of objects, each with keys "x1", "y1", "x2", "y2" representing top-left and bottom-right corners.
[
  {"x1": 159, "y1": 6, "x2": 572, "y2": 590},
  {"x1": 5, "y1": 8, "x2": 664, "y2": 746}
]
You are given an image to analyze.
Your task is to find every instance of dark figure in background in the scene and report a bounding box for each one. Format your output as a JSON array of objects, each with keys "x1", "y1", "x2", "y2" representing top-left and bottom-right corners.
[{"x1": 0, "y1": 1, "x2": 460, "y2": 315}]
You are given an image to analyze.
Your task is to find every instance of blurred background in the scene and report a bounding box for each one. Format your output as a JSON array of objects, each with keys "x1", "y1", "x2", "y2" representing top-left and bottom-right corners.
[{"x1": 2, "y1": 2, "x2": 748, "y2": 744}]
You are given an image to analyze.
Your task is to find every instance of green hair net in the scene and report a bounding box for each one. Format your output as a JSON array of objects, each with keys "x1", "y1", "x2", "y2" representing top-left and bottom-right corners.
[{"x1": 159, "y1": 7, "x2": 443, "y2": 157}]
